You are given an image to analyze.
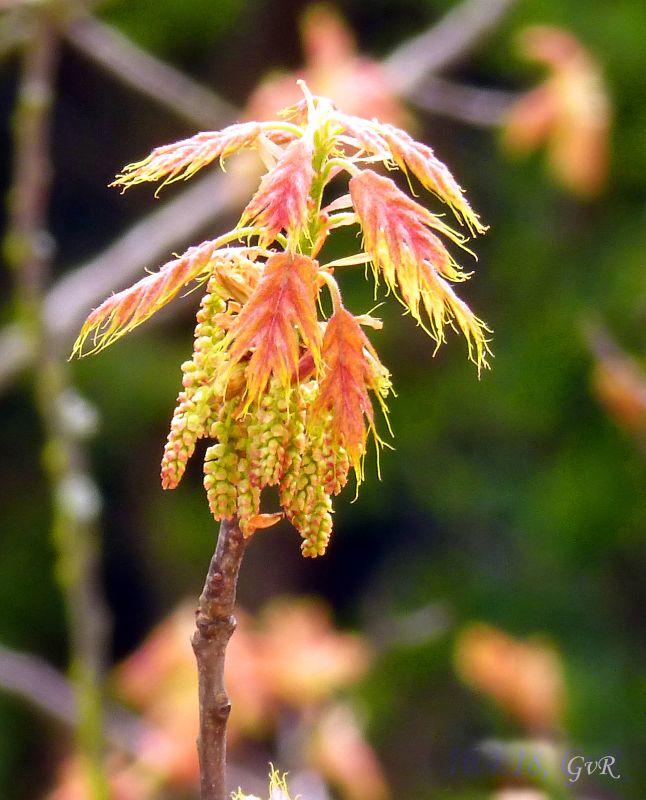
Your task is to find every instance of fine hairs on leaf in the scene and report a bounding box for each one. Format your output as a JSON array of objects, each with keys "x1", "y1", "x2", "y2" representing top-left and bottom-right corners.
[
  {"x1": 74, "y1": 79, "x2": 492, "y2": 800},
  {"x1": 75, "y1": 81, "x2": 491, "y2": 554}
]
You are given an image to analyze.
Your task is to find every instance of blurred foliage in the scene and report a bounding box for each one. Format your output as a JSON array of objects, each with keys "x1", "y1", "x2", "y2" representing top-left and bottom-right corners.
[{"x1": 0, "y1": 0, "x2": 644, "y2": 799}]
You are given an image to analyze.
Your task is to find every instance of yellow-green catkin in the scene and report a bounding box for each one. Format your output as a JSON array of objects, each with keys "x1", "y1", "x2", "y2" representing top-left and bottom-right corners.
[
  {"x1": 161, "y1": 279, "x2": 225, "y2": 489},
  {"x1": 203, "y1": 399, "x2": 240, "y2": 522},
  {"x1": 279, "y1": 384, "x2": 349, "y2": 557},
  {"x1": 247, "y1": 379, "x2": 292, "y2": 489}
]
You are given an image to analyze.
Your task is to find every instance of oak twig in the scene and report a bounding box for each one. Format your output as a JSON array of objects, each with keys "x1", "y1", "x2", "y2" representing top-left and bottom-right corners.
[{"x1": 192, "y1": 518, "x2": 248, "y2": 800}]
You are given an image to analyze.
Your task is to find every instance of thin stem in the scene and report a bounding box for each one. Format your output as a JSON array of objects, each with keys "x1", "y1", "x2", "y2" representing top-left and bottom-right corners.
[
  {"x1": 192, "y1": 517, "x2": 248, "y2": 800},
  {"x1": 318, "y1": 270, "x2": 343, "y2": 311},
  {"x1": 4, "y1": 8, "x2": 110, "y2": 799}
]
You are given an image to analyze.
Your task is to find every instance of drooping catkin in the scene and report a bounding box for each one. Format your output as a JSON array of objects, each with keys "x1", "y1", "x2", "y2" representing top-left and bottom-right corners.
[{"x1": 161, "y1": 281, "x2": 226, "y2": 489}]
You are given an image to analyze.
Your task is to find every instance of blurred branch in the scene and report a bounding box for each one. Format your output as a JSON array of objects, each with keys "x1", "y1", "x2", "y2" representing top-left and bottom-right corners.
[
  {"x1": 45, "y1": 168, "x2": 253, "y2": 344},
  {"x1": 384, "y1": 0, "x2": 516, "y2": 93},
  {"x1": 4, "y1": 8, "x2": 111, "y2": 798},
  {"x1": 0, "y1": 167, "x2": 252, "y2": 385},
  {"x1": 408, "y1": 75, "x2": 516, "y2": 127},
  {"x1": 64, "y1": 13, "x2": 236, "y2": 129},
  {"x1": 0, "y1": 322, "x2": 35, "y2": 390},
  {"x1": 0, "y1": 641, "x2": 267, "y2": 795},
  {"x1": 0, "y1": 642, "x2": 142, "y2": 750},
  {"x1": 0, "y1": 9, "x2": 27, "y2": 59}
]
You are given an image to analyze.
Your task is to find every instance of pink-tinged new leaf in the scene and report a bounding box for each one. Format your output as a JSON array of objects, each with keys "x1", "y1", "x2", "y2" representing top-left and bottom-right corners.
[
  {"x1": 241, "y1": 136, "x2": 314, "y2": 244},
  {"x1": 72, "y1": 242, "x2": 250, "y2": 356},
  {"x1": 313, "y1": 307, "x2": 389, "y2": 474},
  {"x1": 228, "y1": 253, "x2": 321, "y2": 402},
  {"x1": 420, "y1": 270, "x2": 491, "y2": 373},
  {"x1": 350, "y1": 169, "x2": 490, "y2": 371},
  {"x1": 334, "y1": 112, "x2": 390, "y2": 156},
  {"x1": 379, "y1": 123, "x2": 486, "y2": 234},
  {"x1": 112, "y1": 122, "x2": 262, "y2": 191}
]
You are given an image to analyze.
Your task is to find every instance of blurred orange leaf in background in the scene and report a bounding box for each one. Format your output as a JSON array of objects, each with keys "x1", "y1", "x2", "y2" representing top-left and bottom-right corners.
[
  {"x1": 591, "y1": 346, "x2": 646, "y2": 436},
  {"x1": 454, "y1": 623, "x2": 565, "y2": 734},
  {"x1": 78, "y1": 597, "x2": 381, "y2": 798},
  {"x1": 503, "y1": 25, "x2": 611, "y2": 197},
  {"x1": 246, "y1": 3, "x2": 406, "y2": 126}
]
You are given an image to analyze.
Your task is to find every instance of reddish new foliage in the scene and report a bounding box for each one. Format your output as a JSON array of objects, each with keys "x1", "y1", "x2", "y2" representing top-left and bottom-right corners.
[
  {"x1": 72, "y1": 240, "x2": 238, "y2": 356},
  {"x1": 241, "y1": 136, "x2": 315, "y2": 244},
  {"x1": 350, "y1": 170, "x2": 489, "y2": 370},
  {"x1": 228, "y1": 252, "x2": 322, "y2": 402},
  {"x1": 313, "y1": 307, "x2": 386, "y2": 471},
  {"x1": 75, "y1": 82, "x2": 490, "y2": 554},
  {"x1": 379, "y1": 124, "x2": 486, "y2": 234},
  {"x1": 112, "y1": 122, "x2": 263, "y2": 191}
]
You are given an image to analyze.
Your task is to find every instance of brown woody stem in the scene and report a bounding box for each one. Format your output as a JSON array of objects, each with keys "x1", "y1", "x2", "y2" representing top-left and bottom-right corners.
[{"x1": 192, "y1": 517, "x2": 248, "y2": 800}]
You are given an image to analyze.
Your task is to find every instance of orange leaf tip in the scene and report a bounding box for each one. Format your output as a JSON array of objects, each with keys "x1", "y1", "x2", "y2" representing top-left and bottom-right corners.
[
  {"x1": 72, "y1": 242, "x2": 258, "y2": 357},
  {"x1": 349, "y1": 169, "x2": 491, "y2": 372},
  {"x1": 378, "y1": 123, "x2": 487, "y2": 235},
  {"x1": 240, "y1": 136, "x2": 315, "y2": 245},
  {"x1": 313, "y1": 306, "x2": 391, "y2": 478},
  {"x1": 227, "y1": 252, "x2": 322, "y2": 404}
]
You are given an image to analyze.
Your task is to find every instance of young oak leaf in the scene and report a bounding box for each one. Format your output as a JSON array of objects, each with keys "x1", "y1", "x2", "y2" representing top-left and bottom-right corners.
[
  {"x1": 349, "y1": 169, "x2": 490, "y2": 371},
  {"x1": 313, "y1": 306, "x2": 390, "y2": 476},
  {"x1": 378, "y1": 123, "x2": 487, "y2": 234},
  {"x1": 333, "y1": 111, "x2": 390, "y2": 157},
  {"x1": 112, "y1": 122, "x2": 263, "y2": 191},
  {"x1": 420, "y1": 269, "x2": 491, "y2": 373},
  {"x1": 227, "y1": 252, "x2": 321, "y2": 403},
  {"x1": 329, "y1": 112, "x2": 485, "y2": 233},
  {"x1": 240, "y1": 136, "x2": 314, "y2": 245},
  {"x1": 72, "y1": 242, "x2": 254, "y2": 356}
]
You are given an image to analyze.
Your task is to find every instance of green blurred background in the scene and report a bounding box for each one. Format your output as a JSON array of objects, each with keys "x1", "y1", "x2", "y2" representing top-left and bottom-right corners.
[{"x1": 0, "y1": 1, "x2": 644, "y2": 798}]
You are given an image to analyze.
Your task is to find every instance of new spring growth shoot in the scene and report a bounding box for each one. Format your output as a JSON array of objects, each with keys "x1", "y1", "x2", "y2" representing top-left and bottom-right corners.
[{"x1": 73, "y1": 82, "x2": 491, "y2": 557}]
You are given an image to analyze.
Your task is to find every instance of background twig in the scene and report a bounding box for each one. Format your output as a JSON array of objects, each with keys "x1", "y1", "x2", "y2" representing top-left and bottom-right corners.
[
  {"x1": 4, "y1": 8, "x2": 111, "y2": 798},
  {"x1": 408, "y1": 75, "x2": 516, "y2": 127},
  {"x1": 0, "y1": 643, "x2": 142, "y2": 751},
  {"x1": 44, "y1": 168, "x2": 253, "y2": 347},
  {"x1": 384, "y1": 0, "x2": 517, "y2": 93},
  {"x1": 64, "y1": 13, "x2": 236, "y2": 129}
]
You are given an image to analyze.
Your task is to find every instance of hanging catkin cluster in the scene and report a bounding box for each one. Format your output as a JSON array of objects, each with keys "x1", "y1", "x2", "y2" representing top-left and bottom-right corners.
[{"x1": 74, "y1": 82, "x2": 490, "y2": 556}]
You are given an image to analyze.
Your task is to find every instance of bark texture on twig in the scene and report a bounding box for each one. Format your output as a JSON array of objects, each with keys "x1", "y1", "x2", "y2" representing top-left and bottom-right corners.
[{"x1": 192, "y1": 517, "x2": 248, "y2": 800}]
